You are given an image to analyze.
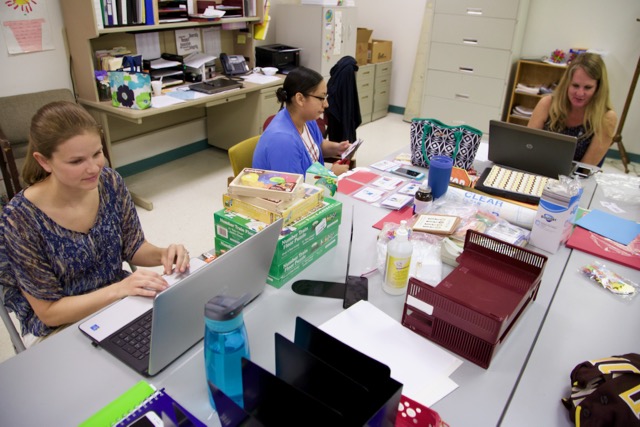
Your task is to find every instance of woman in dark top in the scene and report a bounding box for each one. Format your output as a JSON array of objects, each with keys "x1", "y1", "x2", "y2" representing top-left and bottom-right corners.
[{"x1": 528, "y1": 52, "x2": 617, "y2": 166}]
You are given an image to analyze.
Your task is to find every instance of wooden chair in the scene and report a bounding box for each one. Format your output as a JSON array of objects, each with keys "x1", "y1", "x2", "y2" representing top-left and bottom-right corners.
[
  {"x1": 0, "y1": 89, "x2": 112, "y2": 199},
  {"x1": 227, "y1": 135, "x2": 261, "y2": 184}
]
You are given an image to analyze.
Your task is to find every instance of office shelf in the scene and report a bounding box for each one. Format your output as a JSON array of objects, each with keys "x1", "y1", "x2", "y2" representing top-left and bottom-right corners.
[{"x1": 505, "y1": 59, "x2": 566, "y2": 125}]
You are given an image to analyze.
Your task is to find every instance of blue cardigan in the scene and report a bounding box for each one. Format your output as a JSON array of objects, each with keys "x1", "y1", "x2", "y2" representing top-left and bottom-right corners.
[{"x1": 252, "y1": 108, "x2": 325, "y2": 175}]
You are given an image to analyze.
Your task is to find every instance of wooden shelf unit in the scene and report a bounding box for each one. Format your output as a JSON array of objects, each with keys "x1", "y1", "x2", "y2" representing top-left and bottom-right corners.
[
  {"x1": 505, "y1": 59, "x2": 567, "y2": 125},
  {"x1": 60, "y1": 0, "x2": 264, "y2": 104}
]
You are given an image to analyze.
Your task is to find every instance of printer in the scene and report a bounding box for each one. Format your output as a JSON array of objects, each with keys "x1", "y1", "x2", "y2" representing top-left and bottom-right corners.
[{"x1": 255, "y1": 44, "x2": 300, "y2": 74}]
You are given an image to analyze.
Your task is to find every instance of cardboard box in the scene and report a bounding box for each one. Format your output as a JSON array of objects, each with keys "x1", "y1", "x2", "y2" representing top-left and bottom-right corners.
[
  {"x1": 529, "y1": 189, "x2": 583, "y2": 253},
  {"x1": 214, "y1": 198, "x2": 342, "y2": 288},
  {"x1": 369, "y1": 39, "x2": 392, "y2": 64},
  {"x1": 222, "y1": 184, "x2": 324, "y2": 226},
  {"x1": 214, "y1": 197, "x2": 342, "y2": 263},
  {"x1": 356, "y1": 28, "x2": 373, "y2": 66},
  {"x1": 216, "y1": 230, "x2": 339, "y2": 288}
]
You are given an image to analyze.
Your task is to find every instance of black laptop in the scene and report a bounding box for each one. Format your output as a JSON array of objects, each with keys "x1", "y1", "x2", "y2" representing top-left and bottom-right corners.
[
  {"x1": 475, "y1": 120, "x2": 578, "y2": 204},
  {"x1": 189, "y1": 77, "x2": 243, "y2": 95}
]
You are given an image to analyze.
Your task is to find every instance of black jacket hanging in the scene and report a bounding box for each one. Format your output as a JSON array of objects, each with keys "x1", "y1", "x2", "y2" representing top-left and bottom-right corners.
[{"x1": 325, "y1": 56, "x2": 362, "y2": 143}]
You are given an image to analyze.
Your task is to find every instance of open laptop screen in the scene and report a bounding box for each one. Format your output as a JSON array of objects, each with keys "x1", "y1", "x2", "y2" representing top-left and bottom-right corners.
[{"x1": 488, "y1": 120, "x2": 577, "y2": 178}]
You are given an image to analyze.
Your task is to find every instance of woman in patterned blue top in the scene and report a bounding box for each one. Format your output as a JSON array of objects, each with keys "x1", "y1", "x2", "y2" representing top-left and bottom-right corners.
[
  {"x1": 0, "y1": 101, "x2": 190, "y2": 346},
  {"x1": 528, "y1": 53, "x2": 617, "y2": 166}
]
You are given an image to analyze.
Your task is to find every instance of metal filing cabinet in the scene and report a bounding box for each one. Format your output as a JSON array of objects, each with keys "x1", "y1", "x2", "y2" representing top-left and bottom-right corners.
[
  {"x1": 372, "y1": 61, "x2": 392, "y2": 121},
  {"x1": 357, "y1": 64, "x2": 374, "y2": 124},
  {"x1": 420, "y1": 0, "x2": 529, "y2": 134}
]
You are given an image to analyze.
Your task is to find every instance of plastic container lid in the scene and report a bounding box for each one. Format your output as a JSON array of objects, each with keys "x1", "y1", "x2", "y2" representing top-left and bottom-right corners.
[{"x1": 205, "y1": 293, "x2": 251, "y2": 321}]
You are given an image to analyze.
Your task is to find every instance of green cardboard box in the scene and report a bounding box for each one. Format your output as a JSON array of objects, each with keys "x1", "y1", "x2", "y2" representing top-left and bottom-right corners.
[
  {"x1": 213, "y1": 197, "x2": 342, "y2": 263},
  {"x1": 215, "y1": 229, "x2": 339, "y2": 288}
]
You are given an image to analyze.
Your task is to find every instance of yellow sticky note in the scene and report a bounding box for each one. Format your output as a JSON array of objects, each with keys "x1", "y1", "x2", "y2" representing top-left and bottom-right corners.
[{"x1": 237, "y1": 34, "x2": 246, "y2": 44}]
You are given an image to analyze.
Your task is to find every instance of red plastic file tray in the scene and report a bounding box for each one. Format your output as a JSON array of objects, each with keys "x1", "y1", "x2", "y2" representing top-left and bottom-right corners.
[{"x1": 401, "y1": 230, "x2": 548, "y2": 369}]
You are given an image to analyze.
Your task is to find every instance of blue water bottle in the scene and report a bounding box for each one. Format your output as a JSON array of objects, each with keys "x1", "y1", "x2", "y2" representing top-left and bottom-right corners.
[{"x1": 204, "y1": 293, "x2": 251, "y2": 409}]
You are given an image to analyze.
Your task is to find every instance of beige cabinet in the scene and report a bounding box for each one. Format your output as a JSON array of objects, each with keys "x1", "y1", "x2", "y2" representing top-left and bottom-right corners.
[
  {"x1": 372, "y1": 61, "x2": 392, "y2": 121},
  {"x1": 420, "y1": 0, "x2": 529, "y2": 134},
  {"x1": 357, "y1": 64, "x2": 375, "y2": 124}
]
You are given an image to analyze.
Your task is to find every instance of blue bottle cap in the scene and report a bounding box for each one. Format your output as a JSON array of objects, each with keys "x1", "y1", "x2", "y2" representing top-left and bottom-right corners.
[{"x1": 205, "y1": 293, "x2": 251, "y2": 321}]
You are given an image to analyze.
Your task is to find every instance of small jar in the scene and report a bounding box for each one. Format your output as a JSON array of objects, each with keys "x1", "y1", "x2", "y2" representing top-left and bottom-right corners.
[{"x1": 413, "y1": 185, "x2": 433, "y2": 214}]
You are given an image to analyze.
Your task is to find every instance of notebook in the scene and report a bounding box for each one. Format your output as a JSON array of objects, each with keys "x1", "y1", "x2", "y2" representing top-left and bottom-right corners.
[
  {"x1": 79, "y1": 219, "x2": 283, "y2": 376},
  {"x1": 189, "y1": 77, "x2": 243, "y2": 95},
  {"x1": 475, "y1": 120, "x2": 578, "y2": 203},
  {"x1": 291, "y1": 206, "x2": 368, "y2": 309}
]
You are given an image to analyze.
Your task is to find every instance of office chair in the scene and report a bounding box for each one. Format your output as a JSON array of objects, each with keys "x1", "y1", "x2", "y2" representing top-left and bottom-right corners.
[
  {"x1": 0, "y1": 89, "x2": 112, "y2": 199},
  {"x1": 227, "y1": 135, "x2": 261, "y2": 184},
  {"x1": 0, "y1": 287, "x2": 26, "y2": 354}
]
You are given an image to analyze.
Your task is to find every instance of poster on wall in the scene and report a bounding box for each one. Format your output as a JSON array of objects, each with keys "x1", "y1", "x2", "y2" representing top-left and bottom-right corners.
[{"x1": 1, "y1": 0, "x2": 54, "y2": 55}]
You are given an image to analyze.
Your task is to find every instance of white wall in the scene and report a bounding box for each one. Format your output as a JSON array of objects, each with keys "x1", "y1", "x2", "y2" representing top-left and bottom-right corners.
[
  {"x1": 0, "y1": 0, "x2": 71, "y2": 96},
  {"x1": 520, "y1": 0, "x2": 640, "y2": 156},
  {"x1": 1, "y1": 0, "x2": 638, "y2": 157}
]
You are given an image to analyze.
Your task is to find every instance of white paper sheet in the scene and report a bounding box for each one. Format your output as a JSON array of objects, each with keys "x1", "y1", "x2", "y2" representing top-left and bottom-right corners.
[
  {"x1": 320, "y1": 301, "x2": 462, "y2": 407},
  {"x1": 151, "y1": 95, "x2": 186, "y2": 108}
]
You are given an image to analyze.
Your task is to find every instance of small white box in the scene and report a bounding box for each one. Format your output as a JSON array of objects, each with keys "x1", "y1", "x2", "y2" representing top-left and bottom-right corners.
[{"x1": 530, "y1": 189, "x2": 583, "y2": 253}]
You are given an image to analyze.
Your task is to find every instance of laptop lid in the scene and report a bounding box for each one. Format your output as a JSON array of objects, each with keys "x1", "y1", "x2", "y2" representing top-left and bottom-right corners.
[
  {"x1": 488, "y1": 120, "x2": 577, "y2": 178},
  {"x1": 79, "y1": 218, "x2": 283, "y2": 376},
  {"x1": 189, "y1": 78, "x2": 243, "y2": 95}
]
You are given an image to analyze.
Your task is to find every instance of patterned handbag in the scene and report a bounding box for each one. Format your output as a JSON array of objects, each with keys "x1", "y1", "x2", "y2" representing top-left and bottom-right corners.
[
  {"x1": 410, "y1": 118, "x2": 482, "y2": 171},
  {"x1": 108, "y1": 56, "x2": 151, "y2": 110}
]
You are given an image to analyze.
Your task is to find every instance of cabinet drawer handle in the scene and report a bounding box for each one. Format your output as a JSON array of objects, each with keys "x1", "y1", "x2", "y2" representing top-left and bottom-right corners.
[
  {"x1": 466, "y1": 8, "x2": 482, "y2": 15},
  {"x1": 455, "y1": 93, "x2": 470, "y2": 99},
  {"x1": 463, "y1": 38, "x2": 478, "y2": 45},
  {"x1": 459, "y1": 67, "x2": 474, "y2": 73}
]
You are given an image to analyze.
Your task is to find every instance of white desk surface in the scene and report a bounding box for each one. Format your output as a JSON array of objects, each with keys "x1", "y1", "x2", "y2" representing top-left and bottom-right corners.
[
  {"x1": 0, "y1": 170, "x2": 622, "y2": 427},
  {"x1": 500, "y1": 187, "x2": 640, "y2": 426}
]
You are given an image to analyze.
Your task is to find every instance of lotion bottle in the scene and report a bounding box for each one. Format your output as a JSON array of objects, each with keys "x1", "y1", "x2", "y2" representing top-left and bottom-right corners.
[{"x1": 383, "y1": 220, "x2": 413, "y2": 295}]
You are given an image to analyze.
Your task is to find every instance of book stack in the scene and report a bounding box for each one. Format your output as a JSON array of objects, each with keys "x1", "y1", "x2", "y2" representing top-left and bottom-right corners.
[{"x1": 216, "y1": 169, "x2": 342, "y2": 288}]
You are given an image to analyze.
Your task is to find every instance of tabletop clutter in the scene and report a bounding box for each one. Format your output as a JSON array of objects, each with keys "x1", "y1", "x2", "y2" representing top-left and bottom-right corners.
[{"x1": 82, "y1": 143, "x2": 638, "y2": 426}]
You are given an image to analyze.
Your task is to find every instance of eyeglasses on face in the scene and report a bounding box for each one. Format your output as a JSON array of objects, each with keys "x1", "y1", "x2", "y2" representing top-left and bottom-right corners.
[{"x1": 305, "y1": 93, "x2": 329, "y2": 102}]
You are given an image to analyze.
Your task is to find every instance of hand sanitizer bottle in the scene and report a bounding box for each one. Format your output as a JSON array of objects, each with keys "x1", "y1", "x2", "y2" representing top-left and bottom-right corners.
[
  {"x1": 204, "y1": 294, "x2": 251, "y2": 409},
  {"x1": 383, "y1": 220, "x2": 413, "y2": 295}
]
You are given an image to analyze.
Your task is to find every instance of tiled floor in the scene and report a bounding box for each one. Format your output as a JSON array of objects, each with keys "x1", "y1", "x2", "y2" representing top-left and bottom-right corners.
[{"x1": 0, "y1": 113, "x2": 637, "y2": 363}]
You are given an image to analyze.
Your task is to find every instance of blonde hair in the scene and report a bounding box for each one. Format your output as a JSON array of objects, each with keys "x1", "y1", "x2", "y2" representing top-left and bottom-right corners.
[
  {"x1": 22, "y1": 101, "x2": 101, "y2": 185},
  {"x1": 548, "y1": 53, "x2": 612, "y2": 138}
]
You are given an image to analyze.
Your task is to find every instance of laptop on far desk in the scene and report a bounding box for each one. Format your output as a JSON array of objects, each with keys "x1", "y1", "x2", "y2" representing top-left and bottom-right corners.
[
  {"x1": 79, "y1": 219, "x2": 283, "y2": 377},
  {"x1": 189, "y1": 77, "x2": 243, "y2": 95},
  {"x1": 475, "y1": 120, "x2": 578, "y2": 204}
]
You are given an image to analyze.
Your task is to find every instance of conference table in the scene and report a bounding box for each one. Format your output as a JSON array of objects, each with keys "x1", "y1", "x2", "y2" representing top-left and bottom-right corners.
[{"x1": 0, "y1": 163, "x2": 636, "y2": 427}]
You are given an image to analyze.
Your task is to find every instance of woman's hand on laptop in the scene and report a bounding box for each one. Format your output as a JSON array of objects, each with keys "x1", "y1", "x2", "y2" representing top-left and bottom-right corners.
[
  {"x1": 118, "y1": 270, "x2": 169, "y2": 298},
  {"x1": 161, "y1": 243, "x2": 191, "y2": 274}
]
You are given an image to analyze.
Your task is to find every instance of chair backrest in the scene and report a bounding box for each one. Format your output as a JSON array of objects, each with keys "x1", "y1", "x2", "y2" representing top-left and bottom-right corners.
[
  {"x1": 0, "y1": 89, "x2": 113, "y2": 199},
  {"x1": 228, "y1": 135, "x2": 261, "y2": 177},
  {"x1": 0, "y1": 287, "x2": 26, "y2": 354}
]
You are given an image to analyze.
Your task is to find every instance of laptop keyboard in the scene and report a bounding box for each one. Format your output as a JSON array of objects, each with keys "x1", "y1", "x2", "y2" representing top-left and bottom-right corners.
[{"x1": 109, "y1": 311, "x2": 153, "y2": 360}]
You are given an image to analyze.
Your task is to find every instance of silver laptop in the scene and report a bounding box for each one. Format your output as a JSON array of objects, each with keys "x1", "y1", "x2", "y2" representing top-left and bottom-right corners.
[
  {"x1": 79, "y1": 219, "x2": 283, "y2": 376},
  {"x1": 488, "y1": 120, "x2": 577, "y2": 178}
]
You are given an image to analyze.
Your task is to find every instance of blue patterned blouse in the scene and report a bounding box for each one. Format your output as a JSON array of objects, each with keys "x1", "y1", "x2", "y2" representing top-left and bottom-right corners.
[{"x1": 0, "y1": 167, "x2": 145, "y2": 337}]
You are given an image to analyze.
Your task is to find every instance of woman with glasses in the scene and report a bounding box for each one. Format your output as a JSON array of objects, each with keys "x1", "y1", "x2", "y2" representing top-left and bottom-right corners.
[{"x1": 253, "y1": 66, "x2": 350, "y2": 176}]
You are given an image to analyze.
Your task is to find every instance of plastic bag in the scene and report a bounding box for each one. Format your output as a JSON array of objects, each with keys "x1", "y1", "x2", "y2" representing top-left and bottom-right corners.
[
  {"x1": 580, "y1": 261, "x2": 638, "y2": 300},
  {"x1": 594, "y1": 173, "x2": 640, "y2": 205}
]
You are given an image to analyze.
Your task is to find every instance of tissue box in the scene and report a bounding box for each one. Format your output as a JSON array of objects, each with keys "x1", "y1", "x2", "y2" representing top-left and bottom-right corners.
[{"x1": 529, "y1": 189, "x2": 583, "y2": 253}]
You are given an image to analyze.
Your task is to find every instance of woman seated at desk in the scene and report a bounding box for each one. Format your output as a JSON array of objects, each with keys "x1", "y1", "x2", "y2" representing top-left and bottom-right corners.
[
  {"x1": 0, "y1": 101, "x2": 190, "y2": 347},
  {"x1": 528, "y1": 52, "x2": 617, "y2": 166},
  {"x1": 253, "y1": 66, "x2": 351, "y2": 176}
]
